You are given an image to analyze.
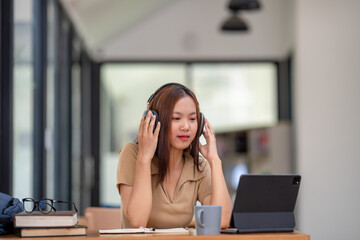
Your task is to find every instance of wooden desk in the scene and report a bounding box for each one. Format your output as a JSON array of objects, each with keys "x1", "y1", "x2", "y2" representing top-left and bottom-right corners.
[{"x1": 0, "y1": 230, "x2": 309, "y2": 240}]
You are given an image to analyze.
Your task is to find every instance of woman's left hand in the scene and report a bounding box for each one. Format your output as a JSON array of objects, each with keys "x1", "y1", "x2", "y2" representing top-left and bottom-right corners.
[
  {"x1": 199, "y1": 118, "x2": 220, "y2": 164},
  {"x1": 199, "y1": 118, "x2": 232, "y2": 228}
]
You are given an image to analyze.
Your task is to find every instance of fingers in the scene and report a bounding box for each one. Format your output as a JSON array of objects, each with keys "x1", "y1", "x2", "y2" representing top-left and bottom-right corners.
[
  {"x1": 147, "y1": 115, "x2": 155, "y2": 134},
  {"x1": 199, "y1": 118, "x2": 220, "y2": 163},
  {"x1": 203, "y1": 118, "x2": 215, "y2": 139},
  {"x1": 153, "y1": 121, "x2": 161, "y2": 137},
  {"x1": 206, "y1": 118, "x2": 214, "y2": 134},
  {"x1": 148, "y1": 113, "x2": 160, "y2": 135},
  {"x1": 144, "y1": 111, "x2": 152, "y2": 133},
  {"x1": 139, "y1": 111, "x2": 160, "y2": 137}
]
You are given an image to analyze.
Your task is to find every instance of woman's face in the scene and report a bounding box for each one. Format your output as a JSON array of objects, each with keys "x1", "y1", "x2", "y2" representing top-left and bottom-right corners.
[{"x1": 170, "y1": 95, "x2": 198, "y2": 151}]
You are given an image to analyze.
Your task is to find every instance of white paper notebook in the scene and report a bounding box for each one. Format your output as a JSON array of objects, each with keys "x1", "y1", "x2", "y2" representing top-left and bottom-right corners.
[{"x1": 99, "y1": 227, "x2": 189, "y2": 235}]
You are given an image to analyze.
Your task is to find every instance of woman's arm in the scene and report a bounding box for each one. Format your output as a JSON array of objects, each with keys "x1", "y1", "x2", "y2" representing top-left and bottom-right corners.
[
  {"x1": 119, "y1": 111, "x2": 160, "y2": 227},
  {"x1": 199, "y1": 119, "x2": 233, "y2": 229}
]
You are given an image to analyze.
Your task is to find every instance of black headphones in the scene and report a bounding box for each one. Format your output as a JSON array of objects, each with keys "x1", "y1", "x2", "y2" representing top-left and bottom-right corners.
[{"x1": 143, "y1": 83, "x2": 205, "y2": 136}]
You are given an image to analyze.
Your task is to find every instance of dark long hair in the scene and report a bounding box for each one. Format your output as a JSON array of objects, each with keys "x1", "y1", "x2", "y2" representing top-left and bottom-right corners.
[{"x1": 148, "y1": 83, "x2": 202, "y2": 184}]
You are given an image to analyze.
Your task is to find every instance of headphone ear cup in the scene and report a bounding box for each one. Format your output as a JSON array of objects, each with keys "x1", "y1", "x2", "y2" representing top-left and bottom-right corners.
[
  {"x1": 143, "y1": 110, "x2": 159, "y2": 133},
  {"x1": 199, "y1": 112, "x2": 205, "y2": 136}
]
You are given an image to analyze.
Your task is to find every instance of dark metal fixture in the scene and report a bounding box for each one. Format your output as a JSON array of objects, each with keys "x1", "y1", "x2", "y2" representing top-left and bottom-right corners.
[{"x1": 221, "y1": 0, "x2": 261, "y2": 32}]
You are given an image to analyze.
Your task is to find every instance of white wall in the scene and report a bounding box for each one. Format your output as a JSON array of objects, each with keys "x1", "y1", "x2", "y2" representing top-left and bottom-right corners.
[{"x1": 294, "y1": 1, "x2": 360, "y2": 239}]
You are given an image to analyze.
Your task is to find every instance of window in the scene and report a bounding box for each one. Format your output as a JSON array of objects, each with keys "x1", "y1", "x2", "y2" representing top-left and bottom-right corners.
[
  {"x1": 13, "y1": 0, "x2": 34, "y2": 199},
  {"x1": 192, "y1": 63, "x2": 278, "y2": 133},
  {"x1": 99, "y1": 62, "x2": 278, "y2": 206}
]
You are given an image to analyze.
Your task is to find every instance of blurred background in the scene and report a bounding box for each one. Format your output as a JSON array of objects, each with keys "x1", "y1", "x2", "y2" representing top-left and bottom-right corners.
[{"x1": 1, "y1": 0, "x2": 359, "y2": 239}]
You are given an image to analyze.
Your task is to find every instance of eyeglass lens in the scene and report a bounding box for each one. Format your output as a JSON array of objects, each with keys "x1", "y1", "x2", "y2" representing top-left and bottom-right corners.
[
  {"x1": 23, "y1": 199, "x2": 53, "y2": 213},
  {"x1": 23, "y1": 199, "x2": 35, "y2": 213},
  {"x1": 39, "y1": 199, "x2": 53, "y2": 213}
]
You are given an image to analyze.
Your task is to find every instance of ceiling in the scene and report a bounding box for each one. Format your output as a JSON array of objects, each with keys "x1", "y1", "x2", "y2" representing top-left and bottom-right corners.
[
  {"x1": 61, "y1": 0, "x2": 294, "y2": 62},
  {"x1": 61, "y1": 0, "x2": 172, "y2": 53}
]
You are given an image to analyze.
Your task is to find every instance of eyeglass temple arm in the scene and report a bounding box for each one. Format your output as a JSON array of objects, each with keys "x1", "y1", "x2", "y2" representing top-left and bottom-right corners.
[{"x1": 53, "y1": 200, "x2": 78, "y2": 212}]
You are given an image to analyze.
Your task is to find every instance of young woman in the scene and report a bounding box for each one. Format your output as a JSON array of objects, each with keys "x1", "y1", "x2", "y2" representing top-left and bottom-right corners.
[{"x1": 116, "y1": 83, "x2": 232, "y2": 229}]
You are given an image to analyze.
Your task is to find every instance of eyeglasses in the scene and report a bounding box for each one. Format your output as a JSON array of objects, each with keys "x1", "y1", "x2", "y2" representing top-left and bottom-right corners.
[{"x1": 22, "y1": 198, "x2": 78, "y2": 214}]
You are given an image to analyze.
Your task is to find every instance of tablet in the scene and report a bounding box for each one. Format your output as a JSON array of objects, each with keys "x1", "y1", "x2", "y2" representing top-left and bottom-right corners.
[{"x1": 223, "y1": 174, "x2": 301, "y2": 233}]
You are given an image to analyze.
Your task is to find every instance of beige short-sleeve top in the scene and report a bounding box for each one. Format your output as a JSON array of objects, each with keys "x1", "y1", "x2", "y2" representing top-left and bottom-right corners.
[{"x1": 116, "y1": 143, "x2": 212, "y2": 228}]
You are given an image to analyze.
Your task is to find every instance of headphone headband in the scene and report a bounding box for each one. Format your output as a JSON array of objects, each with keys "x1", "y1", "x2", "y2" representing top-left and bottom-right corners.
[{"x1": 147, "y1": 83, "x2": 180, "y2": 105}]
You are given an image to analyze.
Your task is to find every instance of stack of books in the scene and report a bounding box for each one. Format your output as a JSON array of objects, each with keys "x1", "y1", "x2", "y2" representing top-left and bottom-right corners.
[{"x1": 13, "y1": 211, "x2": 87, "y2": 237}]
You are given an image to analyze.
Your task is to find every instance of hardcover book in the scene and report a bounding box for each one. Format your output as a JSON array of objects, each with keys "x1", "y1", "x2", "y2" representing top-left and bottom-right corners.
[
  {"x1": 15, "y1": 225, "x2": 86, "y2": 237},
  {"x1": 13, "y1": 211, "x2": 78, "y2": 228}
]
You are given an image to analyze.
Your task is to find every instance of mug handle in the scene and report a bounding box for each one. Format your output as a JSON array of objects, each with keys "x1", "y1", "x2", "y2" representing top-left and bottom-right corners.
[{"x1": 196, "y1": 209, "x2": 205, "y2": 228}]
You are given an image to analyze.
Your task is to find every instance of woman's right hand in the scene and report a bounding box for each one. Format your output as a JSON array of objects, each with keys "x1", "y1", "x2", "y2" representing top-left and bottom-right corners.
[
  {"x1": 121, "y1": 111, "x2": 159, "y2": 227},
  {"x1": 137, "y1": 111, "x2": 160, "y2": 163}
]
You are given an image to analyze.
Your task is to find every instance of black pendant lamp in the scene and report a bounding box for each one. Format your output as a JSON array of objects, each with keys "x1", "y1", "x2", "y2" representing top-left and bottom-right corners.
[
  {"x1": 222, "y1": 14, "x2": 248, "y2": 31},
  {"x1": 221, "y1": 0, "x2": 261, "y2": 32}
]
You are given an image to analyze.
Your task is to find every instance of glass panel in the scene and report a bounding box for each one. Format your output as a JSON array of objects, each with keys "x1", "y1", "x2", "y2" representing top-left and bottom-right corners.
[
  {"x1": 100, "y1": 63, "x2": 187, "y2": 206},
  {"x1": 71, "y1": 62, "x2": 82, "y2": 210},
  {"x1": 13, "y1": 0, "x2": 33, "y2": 199},
  {"x1": 71, "y1": 36, "x2": 82, "y2": 211},
  {"x1": 192, "y1": 63, "x2": 278, "y2": 133},
  {"x1": 46, "y1": 0, "x2": 56, "y2": 199}
]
